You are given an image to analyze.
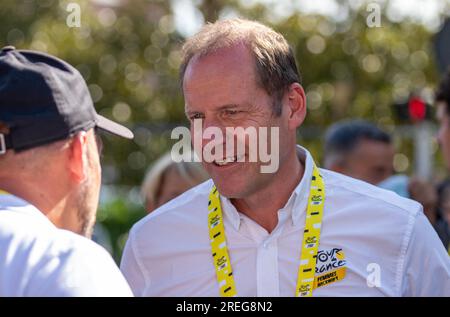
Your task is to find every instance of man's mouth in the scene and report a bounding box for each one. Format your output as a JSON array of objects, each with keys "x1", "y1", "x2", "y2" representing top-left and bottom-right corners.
[{"x1": 213, "y1": 154, "x2": 245, "y2": 166}]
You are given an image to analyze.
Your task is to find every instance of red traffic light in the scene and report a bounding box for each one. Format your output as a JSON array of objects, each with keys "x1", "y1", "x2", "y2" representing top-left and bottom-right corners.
[{"x1": 408, "y1": 96, "x2": 426, "y2": 122}]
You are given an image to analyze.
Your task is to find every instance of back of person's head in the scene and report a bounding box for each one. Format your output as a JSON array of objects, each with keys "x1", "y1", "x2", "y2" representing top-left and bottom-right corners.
[
  {"x1": 323, "y1": 120, "x2": 392, "y2": 169},
  {"x1": 0, "y1": 47, "x2": 132, "y2": 237},
  {"x1": 141, "y1": 152, "x2": 210, "y2": 213},
  {"x1": 0, "y1": 120, "x2": 102, "y2": 237}
]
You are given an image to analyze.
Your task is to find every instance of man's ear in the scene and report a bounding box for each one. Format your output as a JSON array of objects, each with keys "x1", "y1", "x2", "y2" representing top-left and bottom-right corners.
[
  {"x1": 285, "y1": 83, "x2": 307, "y2": 130},
  {"x1": 68, "y1": 132, "x2": 88, "y2": 184}
]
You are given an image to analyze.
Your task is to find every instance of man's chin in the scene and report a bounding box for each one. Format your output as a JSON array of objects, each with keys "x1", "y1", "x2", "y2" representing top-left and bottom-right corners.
[{"x1": 212, "y1": 179, "x2": 251, "y2": 199}]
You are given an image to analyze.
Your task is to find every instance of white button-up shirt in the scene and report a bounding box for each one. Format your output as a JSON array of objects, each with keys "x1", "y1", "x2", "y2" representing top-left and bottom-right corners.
[
  {"x1": 0, "y1": 193, "x2": 133, "y2": 296},
  {"x1": 121, "y1": 146, "x2": 450, "y2": 296}
]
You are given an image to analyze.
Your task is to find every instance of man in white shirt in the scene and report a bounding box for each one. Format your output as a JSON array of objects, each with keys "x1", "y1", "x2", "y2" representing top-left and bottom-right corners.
[
  {"x1": 120, "y1": 19, "x2": 450, "y2": 296},
  {"x1": 0, "y1": 47, "x2": 134, "y2": 296}
]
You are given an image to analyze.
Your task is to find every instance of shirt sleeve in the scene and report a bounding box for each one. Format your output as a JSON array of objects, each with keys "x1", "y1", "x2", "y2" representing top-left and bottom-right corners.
[
  {"x1": 26, "y1": 239, "x2": 134, "y2": 297},
  {"x1": 120, "y1": 230, "x2": 147, "y2": 296},
  {"x1": 401, "y1": 208, "x2": 450, "y2": 296}
]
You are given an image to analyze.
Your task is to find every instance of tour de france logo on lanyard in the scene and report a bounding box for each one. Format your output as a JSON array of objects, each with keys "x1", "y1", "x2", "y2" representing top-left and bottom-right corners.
[{"x1": 207, "y1": 161, "x2": 327, "y2": 297}]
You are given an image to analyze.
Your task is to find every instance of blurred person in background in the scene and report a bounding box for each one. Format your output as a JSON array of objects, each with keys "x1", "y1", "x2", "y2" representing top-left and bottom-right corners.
[
  {"x1": 436, "y1": 69, "x2": 450, "y2": 172},
  {"x1": 141, "y1": 151, "x2": 209, "y2": 213},
  {"x1": 323, "y1": 120, "x2": 395, "y2": 185},
  {"x1": 435, "y1": 69, "x2": 450, "y2": 253},
  {"x1": 438, "y1": 180, "x2": 450, "y2": 227},
  {"x1": 436, "y1": 179, "x2": 450, "y2": 251},
  {"x1": 0, "y1": 47, "x2": 133, "y2": 296},
  {"x1": 323, "y1": 120, "x2": 443, "y2": 240}
]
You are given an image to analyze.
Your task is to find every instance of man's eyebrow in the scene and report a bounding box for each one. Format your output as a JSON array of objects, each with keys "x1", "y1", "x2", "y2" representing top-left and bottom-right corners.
[
  {"x1": 185, "y1": 104, "x2": 241, "y2": 115},
  {"x1": 217, "y1": 104, "x2": 240, "y2": 111}
]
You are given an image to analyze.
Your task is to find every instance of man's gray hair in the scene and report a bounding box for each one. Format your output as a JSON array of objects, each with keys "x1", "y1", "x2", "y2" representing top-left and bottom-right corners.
[{"x1": 180, "y1": 18, "x2": 301, "y2": 116}]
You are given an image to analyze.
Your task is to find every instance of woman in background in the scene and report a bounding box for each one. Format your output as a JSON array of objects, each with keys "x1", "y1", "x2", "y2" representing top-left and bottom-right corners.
[{"x1": 141, "y1": 152, "x2": 209, "y2": 213}]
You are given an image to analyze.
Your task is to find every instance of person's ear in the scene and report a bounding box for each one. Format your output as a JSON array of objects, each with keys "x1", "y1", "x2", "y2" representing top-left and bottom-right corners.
[
  {"x1": 67, "y1": 132, "x2": 89, "y2": 184},
  {"x1": 285, "y1": 83, "x2": 307, "y2": 130}
]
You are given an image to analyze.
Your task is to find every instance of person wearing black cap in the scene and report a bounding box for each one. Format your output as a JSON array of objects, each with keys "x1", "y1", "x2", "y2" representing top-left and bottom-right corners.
[{"x1": 0, "y1": 46, "x2": 134, "y2": 296}]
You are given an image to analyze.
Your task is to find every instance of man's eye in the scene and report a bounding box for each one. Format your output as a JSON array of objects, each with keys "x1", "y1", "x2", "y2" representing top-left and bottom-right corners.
[
  {"x1": 224, "y1": 109, "x2": 239, "y2": 115},
  {"x1": 189, "y1": 113, "x2": 203, "y2": 120}
]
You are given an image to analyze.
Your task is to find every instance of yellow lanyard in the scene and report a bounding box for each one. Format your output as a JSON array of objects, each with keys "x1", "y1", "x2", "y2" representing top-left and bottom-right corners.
[
  {"x1": 0, "y1": 190, "x2": 8, "y2": 195},
  {"x1": 208, "y1": 161, "x2": 325, "y2": 297}
]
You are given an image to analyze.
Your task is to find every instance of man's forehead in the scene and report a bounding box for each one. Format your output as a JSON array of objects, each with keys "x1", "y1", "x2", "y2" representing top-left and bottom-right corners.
[
  {"x1": 183, "y1": 47, "x2": 260, "y2": 111},
  {"x1": 183, "y1": 44, "x2": 255, "y2": 83}
]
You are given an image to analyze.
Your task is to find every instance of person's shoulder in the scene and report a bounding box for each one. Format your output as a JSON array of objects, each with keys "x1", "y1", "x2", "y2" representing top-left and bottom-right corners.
[
  {"x1": 0, "y1": 203, "x2": 131, "y2": 296},
  {"x1": 130, "y1": 179, "x2": 213, "y2": 236},
  {"x1": 321, "y1": 168, "x2": 422, "y2": 217},
  {"x1": 54, "y1": 228, "x2": 113, "y2": 259},
  {"x1": 0, "y1": 200, "x2": 58, "y2": 251},
  {"x1": 0, "y1": 201, "x2": 114, "y2": 268},
  {"x1": 40, "y1": 229, "x2": 132, "y2": 296}
]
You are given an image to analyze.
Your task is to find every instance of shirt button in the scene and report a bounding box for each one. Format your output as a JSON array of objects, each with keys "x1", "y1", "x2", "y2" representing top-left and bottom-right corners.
[{"x1": 263, "y1": 242, "x2": 269, "y2": 249}]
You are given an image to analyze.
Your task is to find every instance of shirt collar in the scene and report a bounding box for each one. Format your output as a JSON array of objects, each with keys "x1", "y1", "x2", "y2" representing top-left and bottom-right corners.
[
  {"x1": 291, "y1": 145, "x2": 314, "y2": 226},
  {"x1": 220, "y1": 145, "x2": 315, "y2": 230},
  {"x1": 220, "y1": 194, "x2": 241, "y2": 230}
]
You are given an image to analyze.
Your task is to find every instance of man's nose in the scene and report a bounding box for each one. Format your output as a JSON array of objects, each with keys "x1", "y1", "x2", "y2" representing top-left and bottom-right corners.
[
  {"x1": 202, "y1": 116, "x2": 223, "y2": 130},
  {"x1": 200, "y1": 117, "x2": 226, "y2": 148}
]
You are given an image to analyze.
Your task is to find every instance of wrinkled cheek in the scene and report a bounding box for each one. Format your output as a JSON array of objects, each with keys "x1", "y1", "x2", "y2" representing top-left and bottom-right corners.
[{"x1": 87, "y1": 160, "x2": 102, "y2": 202}]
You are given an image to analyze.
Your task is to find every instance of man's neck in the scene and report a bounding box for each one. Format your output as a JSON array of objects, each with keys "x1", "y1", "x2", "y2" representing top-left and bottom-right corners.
[
  {"x1": 231, "y1": 149, "x2": 304, "y2": 233},
  {"x1": 0, "y1": 175, "x2": 69, "y2": 228}
]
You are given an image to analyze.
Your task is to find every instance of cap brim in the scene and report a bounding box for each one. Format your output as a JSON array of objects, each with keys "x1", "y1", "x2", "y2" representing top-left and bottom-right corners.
[{"x1": 95, "y1": 115, "x2": 134, "y2": 139}]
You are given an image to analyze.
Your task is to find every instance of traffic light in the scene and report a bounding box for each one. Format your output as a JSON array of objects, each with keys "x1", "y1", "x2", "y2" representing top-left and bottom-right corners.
[{"x1": 393, "y1": 96, "x2": 432, "y2": 123}]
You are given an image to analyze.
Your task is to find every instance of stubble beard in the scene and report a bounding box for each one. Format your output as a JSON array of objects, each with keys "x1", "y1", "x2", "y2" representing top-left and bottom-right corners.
[{"x1": 76, "y1": 175, "x2": 98, "y2": 238}]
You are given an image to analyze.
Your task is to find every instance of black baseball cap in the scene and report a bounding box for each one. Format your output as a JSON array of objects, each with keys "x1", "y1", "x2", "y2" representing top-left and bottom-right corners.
[{"x1": 0, "y1": 46, "x2": 133, "y2": 154}]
